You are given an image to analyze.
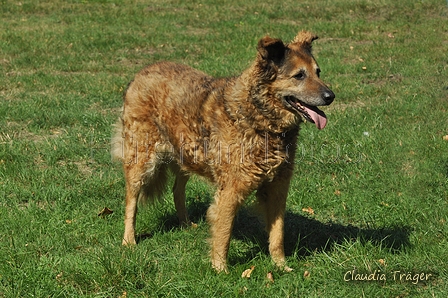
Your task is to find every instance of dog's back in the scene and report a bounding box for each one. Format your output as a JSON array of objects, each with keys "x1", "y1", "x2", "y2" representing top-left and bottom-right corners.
[{"x1": 121, "y1": 61, "x2": 216, "y2": 138}]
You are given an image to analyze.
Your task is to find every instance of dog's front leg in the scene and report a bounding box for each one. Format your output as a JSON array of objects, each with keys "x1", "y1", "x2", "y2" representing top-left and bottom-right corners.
[
  {"x1": 257, "y1": 179, "x2": 293, "y2": 272},
  {"x1": 207, "y1": 187, "x2": 243, "y2": 273}
]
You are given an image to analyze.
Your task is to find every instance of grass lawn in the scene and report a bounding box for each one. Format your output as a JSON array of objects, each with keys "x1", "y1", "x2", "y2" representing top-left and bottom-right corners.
[{"x1": 1, "y1": 0, "x2": 447, "y2": 296}]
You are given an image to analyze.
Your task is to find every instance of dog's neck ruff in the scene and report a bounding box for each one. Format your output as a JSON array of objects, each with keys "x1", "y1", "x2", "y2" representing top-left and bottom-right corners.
[{"x1": 224, "y1": 71, "x2": 301, "y2": 134}]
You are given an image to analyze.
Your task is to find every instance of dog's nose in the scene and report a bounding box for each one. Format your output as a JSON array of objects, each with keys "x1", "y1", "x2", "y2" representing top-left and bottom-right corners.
[{"x1": 322, "y1": 89, "x2": 335, "y2": 105}]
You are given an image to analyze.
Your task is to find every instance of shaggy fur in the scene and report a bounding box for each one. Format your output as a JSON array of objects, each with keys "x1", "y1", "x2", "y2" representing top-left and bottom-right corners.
[{"x1": 111, "y1": 30, "x2": 335, "y2": 272}]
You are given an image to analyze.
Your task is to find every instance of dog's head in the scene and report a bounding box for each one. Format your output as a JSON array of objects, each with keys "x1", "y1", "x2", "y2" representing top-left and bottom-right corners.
[{"x1": 255, "y1": 30, "x2": 335, "y2": 130}]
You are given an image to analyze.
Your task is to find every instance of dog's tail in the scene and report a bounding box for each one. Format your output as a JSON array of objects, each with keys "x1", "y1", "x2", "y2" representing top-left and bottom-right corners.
[{"x1": 138, "y1": 163, "x2": 170, "y2": 205}]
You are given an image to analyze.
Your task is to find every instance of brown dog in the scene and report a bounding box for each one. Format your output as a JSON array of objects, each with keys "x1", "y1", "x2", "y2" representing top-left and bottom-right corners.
[{"x1": 111, "y1": 30, "x2": 334, "y2": 272}]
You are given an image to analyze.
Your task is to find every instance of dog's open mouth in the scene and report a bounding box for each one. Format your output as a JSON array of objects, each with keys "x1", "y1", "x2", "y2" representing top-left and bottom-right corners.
[{"x1": 284, "y1": 96, "x2": 327, "y2": 130}]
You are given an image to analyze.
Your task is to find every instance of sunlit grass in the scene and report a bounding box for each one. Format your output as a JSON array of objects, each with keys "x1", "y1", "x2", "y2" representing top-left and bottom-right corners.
[{"x1": 0, "y1": 0, "x2": 447, "y2": 296}]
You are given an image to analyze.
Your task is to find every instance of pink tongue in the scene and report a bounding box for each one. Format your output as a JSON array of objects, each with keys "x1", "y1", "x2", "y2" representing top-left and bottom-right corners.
[{"x1": 303, "y1": 106, "x2": 327, "y2": 130}]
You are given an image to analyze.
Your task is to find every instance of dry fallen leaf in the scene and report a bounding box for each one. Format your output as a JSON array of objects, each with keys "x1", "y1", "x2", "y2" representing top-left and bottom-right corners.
[
  {"x1": 443, "y1": 135, "x2": 448, "y2": 141},
  {"x1": 334, "y1": 190, "x2": 341, "y2": 196},
  {"x1": 303, "y1": 270, "x2": 310, "y2": 278},
  {"x1": 98, "y1": 207, "x2": 113, "y2": 217},
  {"x1": 378, "y1": 259, "x2": 386, "y2": 266},
  {"x1": 241, "y1": 266, "x2": 255, "y2": 278},
  {"x1": 266, "y1": 271, "x2": 274, "y2": 283},
  {"x1": 302, "y1": 207, "x2": 314, "y2": 215}
]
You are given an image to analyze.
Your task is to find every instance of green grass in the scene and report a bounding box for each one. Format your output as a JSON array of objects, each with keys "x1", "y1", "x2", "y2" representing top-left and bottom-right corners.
[{"x1": 1, "y1": 0, "x2": 447, "y2": 296}]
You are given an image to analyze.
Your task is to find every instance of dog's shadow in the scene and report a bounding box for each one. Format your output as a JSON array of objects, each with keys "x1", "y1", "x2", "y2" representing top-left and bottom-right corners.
[
  {"x1": 138, "y1": 198, "x2": 412, "y2": 263},
  {"x1": 233, "y1": 208, "x2": 412, "y2": 261}
]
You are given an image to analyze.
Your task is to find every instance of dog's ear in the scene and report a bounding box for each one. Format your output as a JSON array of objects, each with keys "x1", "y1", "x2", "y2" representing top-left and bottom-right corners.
[
  {"x1": 291, "y1": 30, "x2": 318, "y2": 51},
  {"x1": 257, "y1": 36, "x2": 286, "y2": 64}
]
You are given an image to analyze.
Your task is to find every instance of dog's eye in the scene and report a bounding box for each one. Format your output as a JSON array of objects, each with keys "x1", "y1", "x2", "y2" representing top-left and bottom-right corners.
[{"x1": 294, "y1": 70, "x2": 306, "y2": 80}]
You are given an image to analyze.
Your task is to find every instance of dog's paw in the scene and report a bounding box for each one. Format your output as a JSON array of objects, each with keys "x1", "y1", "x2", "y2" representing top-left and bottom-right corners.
[
  {"x1": 212, "y1": 261, "x2": 229, "y2": 274},
  {"x1": 122, "y1": 238, "x2": 136, "y2": 246}
]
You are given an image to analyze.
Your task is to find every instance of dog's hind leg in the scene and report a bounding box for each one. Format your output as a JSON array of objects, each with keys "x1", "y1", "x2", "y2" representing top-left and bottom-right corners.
[
  {"x1": 171, "y1": 163, "x2": 190, "y2": 226},
  {"x1": 121, "y1": 130, "x2": 171, "y2": 244},
  {"x1": 122, "y1": 162, "x2": 143, "y2": 246},
  {"x1": 122, "y1": 156, "x2": 170, "y2": 245},
  {"x1": 256, "y1": 177, "x2": 293, "y2": 272}
]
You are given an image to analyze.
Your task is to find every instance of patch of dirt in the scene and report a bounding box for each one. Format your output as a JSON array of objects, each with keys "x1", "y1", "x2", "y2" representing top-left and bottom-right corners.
[
  {"x1": 363, "y1": 74, "x2": 404, "y2": 87},
  {"x1": 325, "y1": 100, "x2": 366, "y2": 112},
  {"x1": 185, "y1": 25, "x2": 210, "y2": 36},
  {"x1": 1, "y1": 122, "x2": 66, "y2": 144}
]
